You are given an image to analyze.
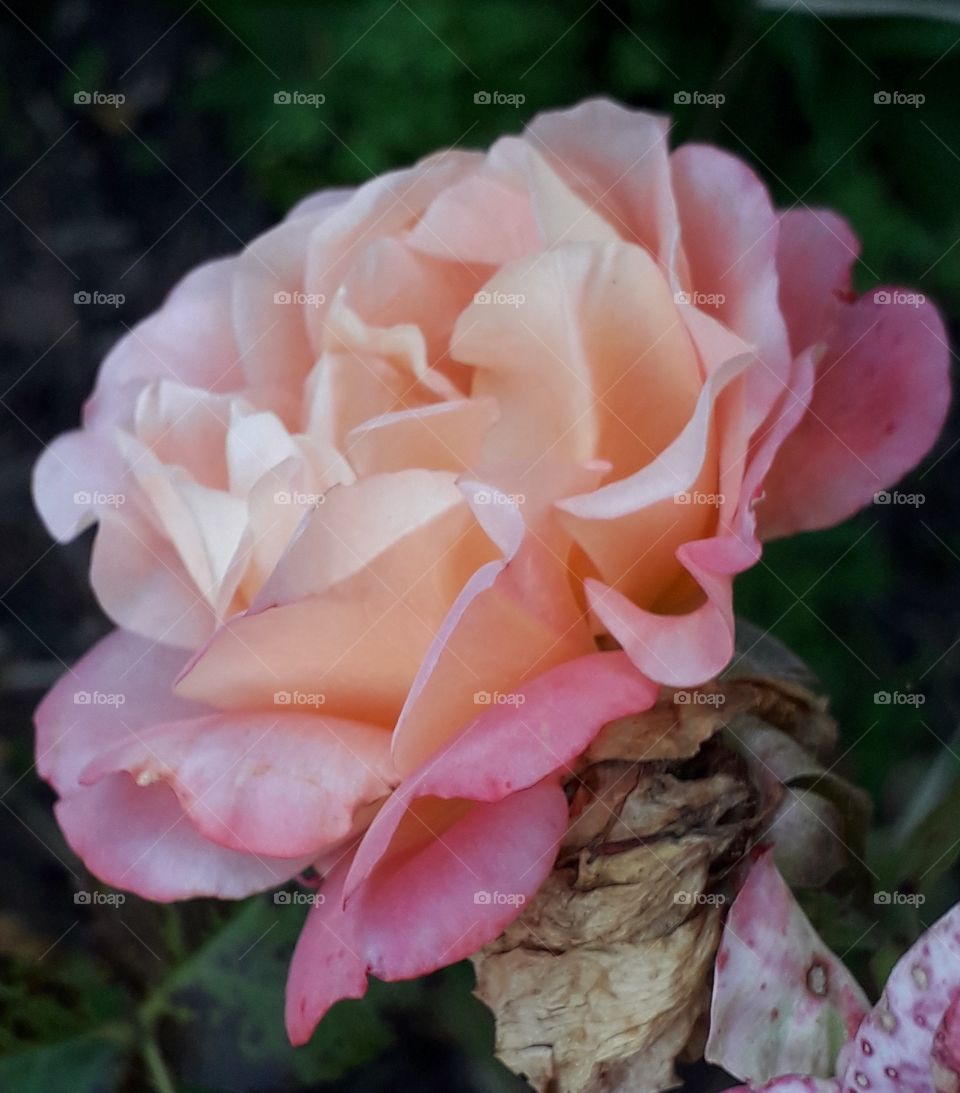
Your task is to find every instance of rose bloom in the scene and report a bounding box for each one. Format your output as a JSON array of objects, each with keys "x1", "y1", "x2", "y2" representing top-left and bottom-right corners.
[{"x1": 34, "y1": 99, "x2": 948, "y2": 1043}]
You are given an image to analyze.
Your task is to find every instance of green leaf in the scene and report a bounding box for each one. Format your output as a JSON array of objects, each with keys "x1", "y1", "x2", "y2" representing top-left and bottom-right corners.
[
  {"x1": 0, "y1": 1032, "x2": 127, "y2": 1093},
  {"x1": 160, "y1": 896, "x2": 395, "y2": 1090},
  {"x1": 891, "y1": 775, "x2": 960, "y2": 887}
]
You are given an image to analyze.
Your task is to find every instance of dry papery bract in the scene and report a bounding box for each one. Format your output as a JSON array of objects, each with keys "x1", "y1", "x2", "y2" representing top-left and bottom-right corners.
[{"x1": 473, "y1": 665, "x2": 862, "y2": 1093}]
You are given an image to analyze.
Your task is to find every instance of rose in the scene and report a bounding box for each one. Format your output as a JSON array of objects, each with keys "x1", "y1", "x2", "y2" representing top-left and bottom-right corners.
[
  {"x1": 33, "y1": 99, "x2": 948, "y2": 1044},
  {"x1": 708, "y1": 851, "x2": 960, "y2": 1093}
]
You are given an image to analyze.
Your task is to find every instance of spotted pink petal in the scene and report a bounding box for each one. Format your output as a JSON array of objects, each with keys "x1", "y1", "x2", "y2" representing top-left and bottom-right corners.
[
  {"x1": 706, "y1": 849, "x2": 869, "y2": 1085},
  {"x1": 932, "y1": 990, "x2": 960, "y2": 1093},
  {"x1": 838, "y1": 903, "x2": 960, "y2": 1093},
  {"x1": 733, "y1": 1079, "x2": 841, "y2": 1093}
]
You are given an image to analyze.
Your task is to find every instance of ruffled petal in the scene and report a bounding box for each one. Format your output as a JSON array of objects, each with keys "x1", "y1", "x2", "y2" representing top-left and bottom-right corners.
[
  {"x1": 759, "y1": 294, "x2": 950, "y2": 538},
  {"x1": 80, "y1": 712, "x2": 395, "y2": 859},
  {"x1": 286, "y1": 778, "x2": 568, "y2": 1044}
]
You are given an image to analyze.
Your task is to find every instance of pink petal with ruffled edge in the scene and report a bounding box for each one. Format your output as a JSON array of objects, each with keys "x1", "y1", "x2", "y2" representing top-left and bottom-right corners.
[
  {"x1": 349, "y1": 650, "x2": 657, "y2": 899},
  {"x1": 58, "y1": 775, "x2": 312, "y2": 901},
  {"x1": 80, "y1": 711, "x2": 395, "y2": 859},
  {"x1": 285, "y1": 778, "x2": 568, "y2": 1045},
  {"x1": 775, "y1": 208, "x2": 860, "y2": 357},
  {"x1": 36, "y1": 629, "x2": 312, "y2": 900},
  {"x1": 706, "y1": 850, "x2": 869, "y2": 1086},
  {"x1": 761, "y1": 217, "x2": 950, "y2": 538}
]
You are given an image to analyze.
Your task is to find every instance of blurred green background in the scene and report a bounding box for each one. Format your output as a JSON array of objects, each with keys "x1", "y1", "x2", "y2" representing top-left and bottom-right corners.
[{"x1": 1, "y1": 0, "x2": 959, "y2": 1089}]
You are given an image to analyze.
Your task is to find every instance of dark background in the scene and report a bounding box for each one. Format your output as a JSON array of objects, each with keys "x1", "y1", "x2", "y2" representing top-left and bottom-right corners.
[{"x1": 1, "y1": 0, "x2": 959, "y2": 1089}]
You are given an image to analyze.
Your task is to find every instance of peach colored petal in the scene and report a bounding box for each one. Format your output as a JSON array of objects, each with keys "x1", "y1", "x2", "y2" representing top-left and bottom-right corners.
[
  {"x1": 453, "y1": 241, "x2": 701, "y2": 474},
  {"x1": 671, "y1": 144, "x2": 792, "y2": 428},
  {"x1": 525, "y1": 98, "x2": 681, "y2": 272},
  {"x1": 345, "y1": 397, "x2": 498, "y2": 476}
]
